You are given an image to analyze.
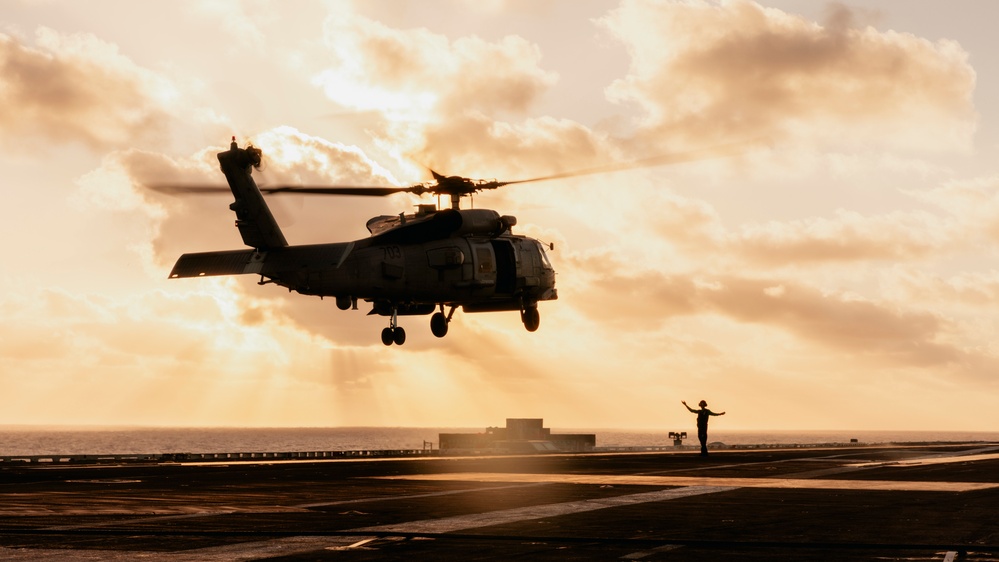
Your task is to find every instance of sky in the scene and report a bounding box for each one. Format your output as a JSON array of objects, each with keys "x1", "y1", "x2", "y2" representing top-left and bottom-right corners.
[{"x1": 2, "y1": 0, "x2": 999, "y2": 432}]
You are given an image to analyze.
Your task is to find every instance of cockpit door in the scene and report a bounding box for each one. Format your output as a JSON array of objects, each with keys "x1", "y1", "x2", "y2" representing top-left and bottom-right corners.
[
  {"x1": 471, "y1": 242, "x2": 496, "y2": 286},
  {"x1": 491, "y1": 239, "x2": 516, "y2": 294}
]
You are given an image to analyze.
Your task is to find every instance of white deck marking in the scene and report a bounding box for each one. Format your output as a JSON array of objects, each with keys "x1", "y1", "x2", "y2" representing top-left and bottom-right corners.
[
  {"x1": 621, "y1": 543, "x2": 684, "y2": 559},
  {"x1": 0, "y1": 537, "x2": 367, "y2": 561},
  {"x1": 376, "y1": 472, "x2": 999, "y2": 492},
  {"x1": 849, "y1": 451, "x2": 999, "y2": 468},
  {"x1": 352, "y1": 486, "x2": 738, "y2": 534}
]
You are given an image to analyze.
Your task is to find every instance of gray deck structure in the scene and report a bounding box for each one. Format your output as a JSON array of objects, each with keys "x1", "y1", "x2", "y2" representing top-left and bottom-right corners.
[{"x1": 1, "y1": 443, "x2": 997, "y2": 560}]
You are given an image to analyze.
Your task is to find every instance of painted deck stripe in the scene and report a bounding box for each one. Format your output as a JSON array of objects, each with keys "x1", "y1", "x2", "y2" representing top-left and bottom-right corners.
[
  {"x1": 621, "y1": 543, "x2": 684, "y2": 559},
  {"x1": 376, "y1": 472, "x2": 999, "y2": 492},
  {"x1": 0, "y1": 537, "x2": 366, "y2": 561},
  {"x1": 850, "y1": 451, "x2": 999, "y2": 468},
  {"x1": 353, "y1": 486, "x2": 738, "y2": 534}
]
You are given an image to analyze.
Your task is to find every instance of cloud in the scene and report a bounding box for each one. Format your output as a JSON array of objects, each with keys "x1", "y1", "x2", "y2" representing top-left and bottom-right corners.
[
  {"x1": 187, "y1": 0, "x2": 268, "y2": 50},
  {"x1": 0, "y1": 28, "x2": 176, "y2": 150},
  {"x1": 888, "y1": 269, "x2": 999, "y2": 310},
  {"x1": 315, "y1": 10, "x2": 557, "y2": 119},
  {"x1": 703, "y1": 275, "x2": 956, "y2": 366},
  {"x1": 567, "y1": 254, "x2": 963, "y2": 369},
  {"x1": 626, "y1": 175, "x2": 979, "y2": 270},
  {"x1": 599, "y1": 0, "x2": 977, "y2": 151},
  {"x1": 908, "y1": 175, "x2": 999, "y2": 247},
  {"x1": 311, "y1": 5, "x2": 626, "y2": 176},
  {"x1": 419, "y1": 113, "x2": 614, "y2": 179},
  {"x1": 252, "y1": 126, "x2": 400, "y2": 187},
  {"x1": 729, "y1": 208, "x2": 951, "y2": 265}
]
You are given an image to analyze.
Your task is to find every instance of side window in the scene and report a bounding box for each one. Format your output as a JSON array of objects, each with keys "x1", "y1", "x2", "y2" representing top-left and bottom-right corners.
[{"x1": 476, "y1": 247, "x2": 494, "y2": 273}]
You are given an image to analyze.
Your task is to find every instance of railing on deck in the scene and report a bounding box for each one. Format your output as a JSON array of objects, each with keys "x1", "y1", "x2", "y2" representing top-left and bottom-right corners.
[{"x1": 0, "y1": 449, "x2": 437, "y2": 465}]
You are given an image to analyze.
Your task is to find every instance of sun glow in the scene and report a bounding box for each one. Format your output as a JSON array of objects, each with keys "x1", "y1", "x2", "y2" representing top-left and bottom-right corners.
[{"x1": 312, "y1": 71, "x2": 439, "y2": 123}]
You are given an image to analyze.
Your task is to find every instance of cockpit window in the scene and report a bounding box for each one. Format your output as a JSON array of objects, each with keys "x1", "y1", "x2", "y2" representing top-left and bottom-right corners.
[{"x1": 536, "y1": 241, "x2": 552, "y2": 269}]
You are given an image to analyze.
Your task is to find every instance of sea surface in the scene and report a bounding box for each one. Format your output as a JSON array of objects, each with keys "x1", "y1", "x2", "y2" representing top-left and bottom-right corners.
[{"x1": 1, "y1": 427, "x2": 997, "y2": 456}]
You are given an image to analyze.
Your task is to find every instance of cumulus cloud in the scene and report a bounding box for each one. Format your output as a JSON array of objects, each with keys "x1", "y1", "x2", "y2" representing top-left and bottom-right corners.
[
  {"x1": 730, "y1": 208, "x2": 952, "y2": 265},
  {"x1": 599, "y1": 0, "x2": 977, "y2": 151},
  {"x1": 310, "y1": 6, "x2": 626, "y2": 177},
  {"x1": 315, "y1": 11, "x2": 556, "y2": 119},
  {"x1": 251, "y1": 126, "x2": 400, "y2": 187},
  {"x1": 886, "y1": 268, "x2": 999, "y2": 310},
  {"x1": 566, "y1": 254, "x2": 965, "y2": 368},
  {"x1": 625, "y1": 174, "x2": 986, "y2": 270},
  {"x1": 0, "y1": 28, "x2": 175, "y2": 150},
  {"x1": 420, "y1": 113, "x2": 614, "y2": 179},
  {"x1": 908, "y1": 175, "x2": 999, "y2": 248},
  {"x1": 703, "y1": 275, "x2": 956, "y2": 365}
]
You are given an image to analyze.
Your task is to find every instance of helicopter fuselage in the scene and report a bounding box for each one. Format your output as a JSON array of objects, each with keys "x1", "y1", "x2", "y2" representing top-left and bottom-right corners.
[{"x1": 299, "y1": 232, "x2": 554, "y2": 307}]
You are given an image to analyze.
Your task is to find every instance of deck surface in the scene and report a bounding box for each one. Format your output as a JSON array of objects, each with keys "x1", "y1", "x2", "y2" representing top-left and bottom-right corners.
[{"x1": 1, "y1": 444, "x2": 998, "y2": 560}]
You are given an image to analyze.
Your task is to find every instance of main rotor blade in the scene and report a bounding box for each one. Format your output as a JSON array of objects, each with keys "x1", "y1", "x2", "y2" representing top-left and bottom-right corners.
[
  {"x1": 145, "y1": 184, "x2": 231, "y2": 194},
  {"x1": 260, "y1": 186, "x2": 423, "y2": 196},
  {"x1": 147, "y1": 184, "x2": 423, "y2": 197},
  {"x1": 494, "y1": 139, "x2": 760, "y2": 188},
  {"x1": 150, "y1": 139, "x2": 761, "y2": 200}
]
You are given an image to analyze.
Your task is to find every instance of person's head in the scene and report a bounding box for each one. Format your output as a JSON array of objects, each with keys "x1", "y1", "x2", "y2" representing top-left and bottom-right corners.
[{"x1": 698, "y1": 400, "x2": 707, "y2": 408}]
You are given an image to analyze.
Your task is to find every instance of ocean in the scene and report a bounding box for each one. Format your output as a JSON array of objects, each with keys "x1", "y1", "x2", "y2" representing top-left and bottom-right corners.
[{"x1": 1, "y1": 427, "x2": 997, "y2": 456}]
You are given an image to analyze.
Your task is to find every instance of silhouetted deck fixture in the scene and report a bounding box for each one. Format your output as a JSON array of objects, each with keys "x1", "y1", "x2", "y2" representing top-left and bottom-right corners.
[
  {"x1": 669, "y1": 431, "x2": 688, "y2": 447},
  {"x1": 439, "y1": 419, "x2": 595, "y2": 453}
]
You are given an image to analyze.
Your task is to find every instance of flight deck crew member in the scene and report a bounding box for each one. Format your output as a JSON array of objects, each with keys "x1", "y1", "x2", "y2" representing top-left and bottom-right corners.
[{"x1": 682, "y1": 400, "x2": 725, "y2": 456}]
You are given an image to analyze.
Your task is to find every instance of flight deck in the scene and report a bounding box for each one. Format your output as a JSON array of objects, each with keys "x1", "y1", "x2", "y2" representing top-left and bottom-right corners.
[{"x1": 1, "y1": 443, "x2": 997, "y2": 560}]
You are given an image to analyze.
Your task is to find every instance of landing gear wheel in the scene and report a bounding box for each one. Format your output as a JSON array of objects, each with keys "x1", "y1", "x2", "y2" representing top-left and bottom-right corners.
[
  {"x1": 392, "y1": 327, "x2": 406, "y2": 345},
  {"x1": 430, "y1": 312, "x2": 449, "y2": 338},
  {"x1": 380, "y1": 305, "x2": 406, "y2": 346},
  {"x1": 522, "y1": 307, "x2": 540, "y2": 332}
]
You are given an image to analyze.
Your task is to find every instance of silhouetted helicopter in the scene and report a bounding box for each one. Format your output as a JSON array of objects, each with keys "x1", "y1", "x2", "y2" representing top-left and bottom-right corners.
[{"x1": 163, "y1": 137, "x2": 746, "y2": 346}]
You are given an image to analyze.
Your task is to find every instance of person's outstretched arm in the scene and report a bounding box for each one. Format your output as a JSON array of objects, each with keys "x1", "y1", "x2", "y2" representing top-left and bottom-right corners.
[{"x1": 681, "y1": 400, "x2": 697, "y2": 413}]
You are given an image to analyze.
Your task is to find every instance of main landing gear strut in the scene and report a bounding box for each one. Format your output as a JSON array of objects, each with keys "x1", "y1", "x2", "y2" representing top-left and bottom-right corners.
[
  {"x1": 381, "y1": 306, "x2": 406, "y2": 346},
  {"x1": 430, "y1": 305, "x2": 457, "y2": 338},
  {"x1": 379, "y1": 303, "x2": 537, "y2": 344}
]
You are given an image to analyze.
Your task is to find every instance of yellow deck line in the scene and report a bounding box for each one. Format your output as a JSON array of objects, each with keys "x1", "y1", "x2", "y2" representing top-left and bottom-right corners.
[{"x1": 377, "y1": 472, "x2": 999, "y2": 493}]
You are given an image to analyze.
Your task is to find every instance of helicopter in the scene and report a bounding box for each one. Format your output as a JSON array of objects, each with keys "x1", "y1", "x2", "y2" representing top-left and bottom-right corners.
[
  {"x1": 167, "y1": 137, "x2": 559, "y2": 346},
  {"x1": 165, "y1": 137, "x2": 747, "y2": 346}
]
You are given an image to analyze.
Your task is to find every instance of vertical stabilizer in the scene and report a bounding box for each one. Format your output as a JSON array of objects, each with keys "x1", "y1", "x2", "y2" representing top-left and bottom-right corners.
[{"x1": 218, "y1": 138, "x2": 288, "y2": 249}]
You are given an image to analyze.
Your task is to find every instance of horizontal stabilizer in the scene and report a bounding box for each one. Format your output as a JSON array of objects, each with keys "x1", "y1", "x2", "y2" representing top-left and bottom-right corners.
[{"x1": 169, "y1": 250, "x2": 258, "y2": 278}]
